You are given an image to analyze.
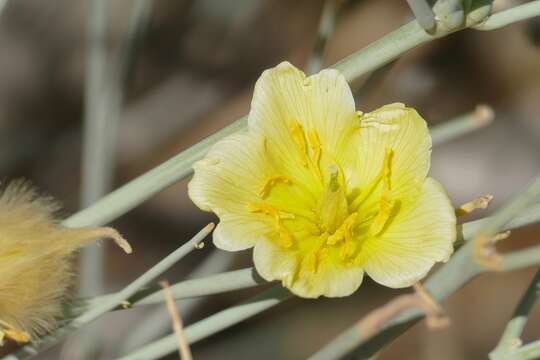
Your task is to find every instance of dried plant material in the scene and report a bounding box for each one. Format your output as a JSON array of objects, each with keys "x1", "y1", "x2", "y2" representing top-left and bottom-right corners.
[
  {"x1": 473, "y1": 233, "x2": 503, "y2": 270},
  {"x1": 474, "y1": 104, "x2": 495, "y2": 127},
  {"x1": 160, "y1": 280, "x2": 192, "y2": 360},
  {"x1": 455, "y1": 194, "x2": 493, "y2": 217},
  {"x1": 358, "y1": 282, "x2": 449, "y2": 340},
  {"x1": 0, "y1": 180, "x2": 131, "y2": 344}
]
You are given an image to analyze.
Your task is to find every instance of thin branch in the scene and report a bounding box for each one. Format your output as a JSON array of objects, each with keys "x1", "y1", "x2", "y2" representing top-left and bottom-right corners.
[
  {"x1": 160, "y1": 280, "x2": 192, "y2": 360},
  {"x1": 406, "y1": 0, "x2": 436, "y2": 32},
  {"x1": 473, "y1": 175, "x2": 540, "y2": 270},
  {"x1": 87, "y1": 267, "x2": 265, "y2": 309},
  {"x1": 430, "y1": 104, "x2": 495, "y2": 146},
  {"x1": 306, "y1": 0, "x2": 338, "y2": 75},
  {"x1": 79, "y1": 0, "x2": 111, "y2": 298},
  {"x1": 474, "y1": 0, "x2": 540, "y2": 31},
  {"x1": 490, "y1": 269, "x2": 540, "y2": 359},
  {"x1": 511, "y1": 339, "x2": 540, "y2": 360}
]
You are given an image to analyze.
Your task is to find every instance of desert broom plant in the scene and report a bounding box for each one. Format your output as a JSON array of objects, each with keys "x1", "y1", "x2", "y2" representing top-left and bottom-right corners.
[{"x1": 2, "y1": 1, "x2": 540, "y2": 360}]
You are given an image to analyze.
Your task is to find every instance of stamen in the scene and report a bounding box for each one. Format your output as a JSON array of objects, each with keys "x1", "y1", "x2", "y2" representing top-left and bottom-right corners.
[
  {"x1": 340, "y1": 240, "x2": 356, "y2": 260},
  {"x1": 289, "y1": 121, "x2": 308, "y2": 166},
  {"x1": 327, "y1": 212, "x2": 357, "y2": 245},
  {"x1": 258, "y1": 175, "x2": 292, "y2": 198},
  {"x1": 370, "y1": 148, "x2": 395, "y2": 236},
  {"x1": 307, "y1": 129, "x2": 322, "y2": 179},
  {"x1": 248, "y1": 203, "x2": 295, "y2": 248}
]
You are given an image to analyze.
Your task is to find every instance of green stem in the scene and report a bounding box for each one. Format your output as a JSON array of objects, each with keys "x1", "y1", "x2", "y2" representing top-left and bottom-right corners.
[
  {"x1": 510, "y1": 339, "x2": 540, "y2": 360},
  {"x1": 116, "y1": 286, "x2": 291, "y2": 360},
  {"x1": 306, "y1": 0, "x2": 338, "y2": 75},
  {"x1": 430, "y1": 104, "x2": 494, "y2": 146},
  {"x1": 406, "y1": 0, "x2": 436, "y2": 31},
  {"x1": 79, "y1": 0, "x2": 111, "y2": 298},
  {"x1": 89, "y1": 267, "x2": 264, "y2": 309},
  {"x1": 475, "y1": 0, "x2": 540, "y2": 31},
  {"x1": 490, "y1": 269, "x2": 540, "y2": 359}
]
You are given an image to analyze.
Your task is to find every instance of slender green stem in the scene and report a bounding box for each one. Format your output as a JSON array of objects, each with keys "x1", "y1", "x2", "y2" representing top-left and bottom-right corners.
[
  {"x1": 406, "y1": 0, "x2": 436, "y2": 31},
  {"x1": 80, "y1": 0, "x2": 111, "y2": 298},
  {"x1": 510, "y1": 339, "x2": 540, "y2": 360},
  {"x1": 501, "y1": 247, "x2": 540, "y2": 272},
  {"x1": 475, "y1": 0, "x2": 540, "y2": 31},
  {"x1": 4, "y1": 224, "x2": 214, "y2": 360},
  {"x1": 62, "y1": 117, "x2": 247, "y2": 228},
  {"x1": 306, "y1": 0, "x2": 338, "y2": 75},
  {"x1": 490, "y1": 269, "x2": 540, "y2": 359},
  {"x1": 116, "y1": 286, "x2": 291, "y2": 360},
  {"x1": 88, "y1": 267, "x2": 264, "y2": 309},
  {"x1": 474, "y1": 175, "x2": 540, "y2": 240},
  {"x1": 430, "y1": 104, "x2": 494, "y2": 146}
]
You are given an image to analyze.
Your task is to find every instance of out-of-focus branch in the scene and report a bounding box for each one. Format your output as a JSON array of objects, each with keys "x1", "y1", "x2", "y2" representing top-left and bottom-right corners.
[
  {"x1": 474, "y1": 0, "x2": 540, "y2": 31},
  {"x1": 490, "y1": 269, "x2": 540, "y2": 359},
  {"x1": 431, "y1": 104, "x2": 494, "y2": 146},
  {"x1": 306, "y1": 0, "x2": 338, "y2": 75},
  {"x1": 407, "y1": 0, "x2": 436, "y2": 31}
]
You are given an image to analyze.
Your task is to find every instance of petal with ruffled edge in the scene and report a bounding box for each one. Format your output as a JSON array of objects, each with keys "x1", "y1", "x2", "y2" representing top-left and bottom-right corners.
[
  {"x1": 254, "y1": 239, "x2": 364, "y2": 298},
  {"x1": 347, "y1": 104, "x2": 432, "y2": 210},
  {"x1": 358, "y1": 177, "x2": 456, "y2": 288},
  {"x1": 248, "y1": 61, "x2": 358, "y2": 187},
  {"x1": 188, "y1": 132, "x2": 273, "y2": 251}
]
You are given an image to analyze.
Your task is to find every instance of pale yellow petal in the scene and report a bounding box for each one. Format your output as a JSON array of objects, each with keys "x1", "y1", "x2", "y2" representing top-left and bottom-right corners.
[
  {"x1": 253, "y1": 238, "x2": 298, "y2": 288},
  {"x1": 359, "y1": 177, "x2": 456, "y2": 288},
  {"x1": 248, "y1": 61, "x2": 357, "y2": 186},
  {"x1": 188, "y1": 132, "x2": 272, "y2": 251},
  {"x1": 254, "y1": 239, "x2": 364, "y2": 298},
  {"x1": 347, "y1": 103, "x2": 431, "y2": 209}
]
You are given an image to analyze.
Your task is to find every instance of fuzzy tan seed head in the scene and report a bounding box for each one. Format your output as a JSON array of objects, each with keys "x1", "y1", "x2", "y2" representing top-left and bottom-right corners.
[{"x1": 0, "y1": 180, "x2": 131, "y2": 343}]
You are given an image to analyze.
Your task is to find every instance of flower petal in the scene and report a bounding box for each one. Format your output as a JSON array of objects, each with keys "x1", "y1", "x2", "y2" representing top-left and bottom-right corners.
[
  {"x1": 248, "y1": 61, "x2": 357, "y2": 185},
  {"x1": 348, "y1": 103, "x2": 432, "y2": 208},
  {"x1": 359, "y1": 177, "x2": 456, "y2": 288},
  {"x1": 188, "y1": 132, "x2": 272, "y2": 251},
  {"x1": 254, "y1": 239, "x2": 364, "y2": 298}
]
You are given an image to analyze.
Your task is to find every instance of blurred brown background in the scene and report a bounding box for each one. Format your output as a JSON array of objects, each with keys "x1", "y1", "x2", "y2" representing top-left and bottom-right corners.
[{"x1": 1, "y1": 0, "x2": 540, "y2": 359}]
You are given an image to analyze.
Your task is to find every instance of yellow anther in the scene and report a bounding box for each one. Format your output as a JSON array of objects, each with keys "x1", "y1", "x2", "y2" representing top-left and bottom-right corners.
[
  {"x1": 248, "y1": 203, "x2": 294, "y2": 248},
  {"x1": 258, "y1": 175, "x2": 292, "y2": 198},
  {"x1": 289, "y1": 121, "x2": 308, "y2": 166},
  {"x1": 307, "y1": 129, "x2": 321, "y2": 166},
  {"x1": 369, "y1": 195, "x2": 395, "y2": 236},
  {"x1": 370, "y1": 147, "x2": 395, "y2": 236},
  {"x1": 327, "y1": 212, "x2": 357, "y2": 245},
  {"x1": 307, "y1": 252, "x2": 319, "y2": 273},
  {"x1": 340, "y1": 240, "x2": 356, "y2": 260}
]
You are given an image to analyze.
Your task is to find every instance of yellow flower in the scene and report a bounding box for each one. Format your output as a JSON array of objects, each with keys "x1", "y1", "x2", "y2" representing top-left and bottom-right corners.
[
  {"x1": 188, "y1": 62, "x2": 456, "y2": 298},
  {"x1": 0, "y1": 180, "x2": 131, "y2": 344}
]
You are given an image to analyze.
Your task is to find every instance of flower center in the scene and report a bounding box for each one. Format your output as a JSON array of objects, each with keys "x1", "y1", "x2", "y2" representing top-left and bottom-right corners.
[{"x1": 247, "y1": 122, "x2": 396, "y2": 273}]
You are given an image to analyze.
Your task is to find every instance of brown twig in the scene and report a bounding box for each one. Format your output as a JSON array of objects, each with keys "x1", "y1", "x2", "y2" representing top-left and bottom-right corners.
[
  {"x1": 357, "y1": 283, "x2": 449, "y2": 340},
  {"x1": 160, "y1": 280, "x2": 193, "y2": 360}
]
